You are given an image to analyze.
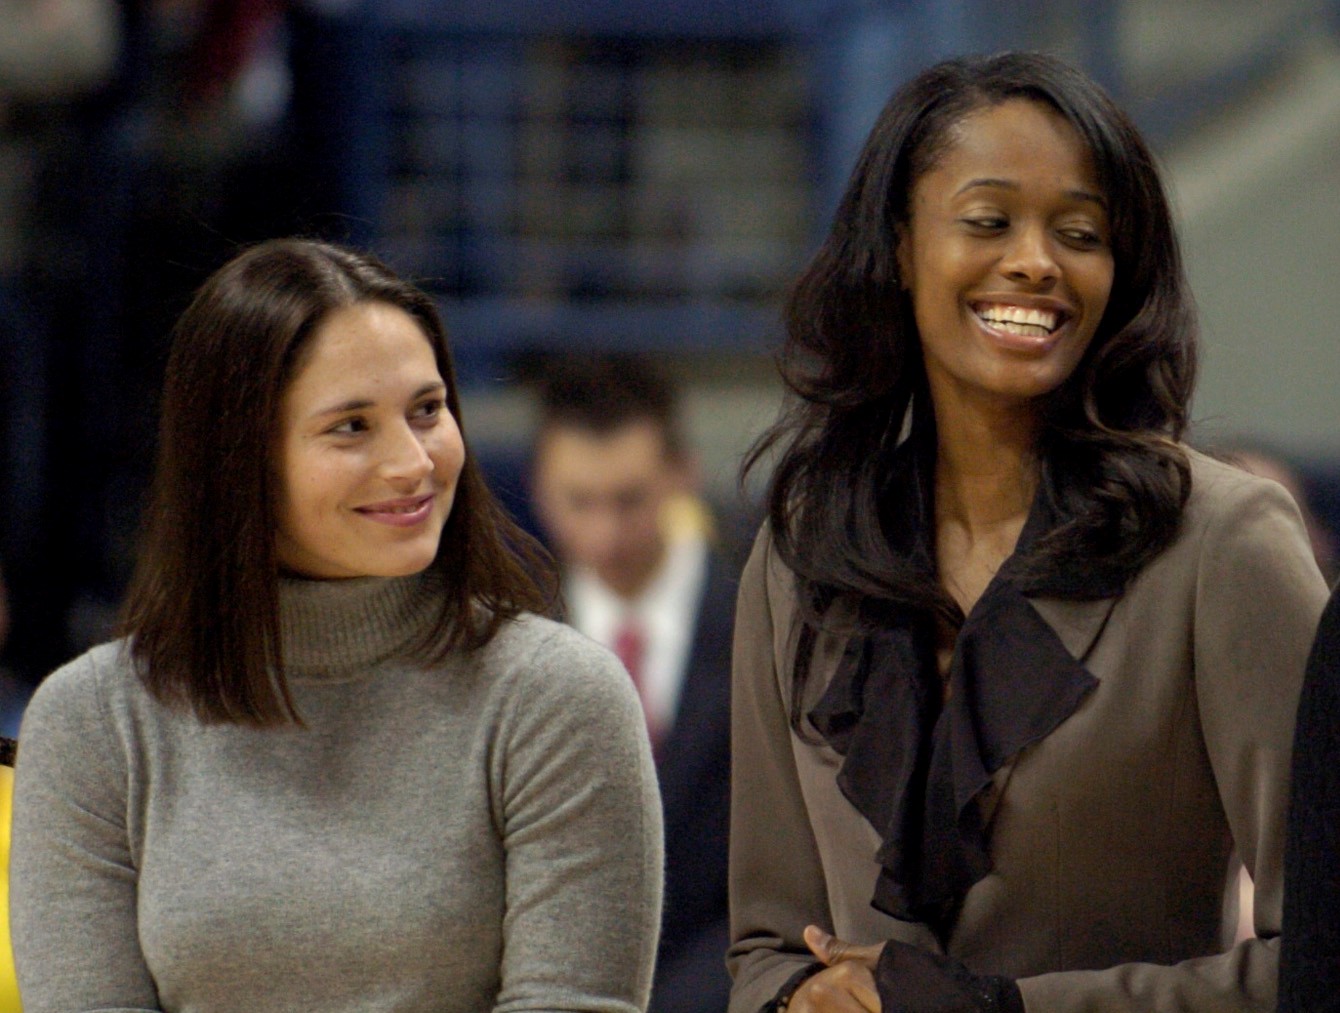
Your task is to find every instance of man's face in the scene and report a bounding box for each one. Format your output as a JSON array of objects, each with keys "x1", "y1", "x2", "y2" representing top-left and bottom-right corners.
[{"x1": 532, "y1": 420, "x2": 688, "y2": 599}]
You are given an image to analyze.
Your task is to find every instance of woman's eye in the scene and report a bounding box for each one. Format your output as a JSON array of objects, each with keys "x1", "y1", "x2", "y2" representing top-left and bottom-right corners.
[
  {"x1": 412, "y1": 399, "x2": 444, "y2": 424},
  {"x1": 963, "y1": 215, "x2": 1007, "y2": 231},
  {"x1": 1058, "y1": 227, "x2": 1105, "y2": 248},
  {"x1": 329, "y1": 417, "x2": 367, "y2": 436}
]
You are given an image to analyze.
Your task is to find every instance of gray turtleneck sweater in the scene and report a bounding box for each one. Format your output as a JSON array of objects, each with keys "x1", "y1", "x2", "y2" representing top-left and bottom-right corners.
[{"x1": 10, "y1": 575, "x2": 664, "y2": 1012}]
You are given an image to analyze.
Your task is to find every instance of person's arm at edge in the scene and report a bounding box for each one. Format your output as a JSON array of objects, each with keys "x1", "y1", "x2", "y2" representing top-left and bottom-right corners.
[
  {"x1": 727, "y1": 526, "x2": 834, "y2": 1013},
  {"x1": 1278, "y1": 585, "x2": 1340, "y2": 1012},
  {"x1": 10, "y1": 646, "x2": 162, "y2": 1011}
]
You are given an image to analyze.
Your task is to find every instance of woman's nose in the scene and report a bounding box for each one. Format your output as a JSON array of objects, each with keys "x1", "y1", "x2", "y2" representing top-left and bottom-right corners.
[
  {"x1": 379, "y1": 424, "x2": 433, "y2": 483},
  {"x1": 999, "y1": 225, "x2": 1059, "y2": 286}
]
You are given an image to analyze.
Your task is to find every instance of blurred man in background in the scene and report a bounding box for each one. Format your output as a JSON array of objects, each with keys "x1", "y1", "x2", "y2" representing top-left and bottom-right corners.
[{"x1": 531, "y1": 354, "x2": 734, "y2": 1013}]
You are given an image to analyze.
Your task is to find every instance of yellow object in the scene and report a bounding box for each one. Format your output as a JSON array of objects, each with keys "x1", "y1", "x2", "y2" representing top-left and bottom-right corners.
[
  {"x1": 661, "y1": 492, "x2": 716, "y2": 544},
  {"x1": 0, "y1": 761, "x2": 21, "y2": 1012}
]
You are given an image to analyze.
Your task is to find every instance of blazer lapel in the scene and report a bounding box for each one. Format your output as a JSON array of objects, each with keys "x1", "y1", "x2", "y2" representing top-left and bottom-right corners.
[{"x1": 1027, "y1": 594, "x2": 1119, "y2": 666}]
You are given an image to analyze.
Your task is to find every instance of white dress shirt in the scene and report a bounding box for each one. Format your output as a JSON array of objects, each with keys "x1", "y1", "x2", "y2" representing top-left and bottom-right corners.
[{"x1": 565, "y1": 534, "x2": 710, "y2": 737}]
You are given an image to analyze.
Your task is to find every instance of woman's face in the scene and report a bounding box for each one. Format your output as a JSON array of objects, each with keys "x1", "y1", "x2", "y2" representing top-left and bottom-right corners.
[
  {"x1": 273, "y1": 301, "x2": 465, "y2": 580},
  {"x1": 898, "y1": 98, "x2": 1114, "y2": 414}
]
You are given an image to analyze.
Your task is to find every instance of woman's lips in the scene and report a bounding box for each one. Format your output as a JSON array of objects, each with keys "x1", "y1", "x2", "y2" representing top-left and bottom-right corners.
[{"x1": 355, "y1": 494, "x2": 436, "y2": 527}]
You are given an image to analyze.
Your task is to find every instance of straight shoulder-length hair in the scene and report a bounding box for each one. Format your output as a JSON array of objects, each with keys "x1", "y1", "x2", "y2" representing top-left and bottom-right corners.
[{"x1": 121, "y1": 238, "x2": 557, "y2": 725}]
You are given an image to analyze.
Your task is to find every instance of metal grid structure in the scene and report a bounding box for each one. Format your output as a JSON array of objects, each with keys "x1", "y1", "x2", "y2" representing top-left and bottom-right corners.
[
  {"x1": 341, "y1": 0, "x2": 1340, "y2": 377},
  {"x1": 373, "y1": 27, "x2": 812, "y2": 364}
]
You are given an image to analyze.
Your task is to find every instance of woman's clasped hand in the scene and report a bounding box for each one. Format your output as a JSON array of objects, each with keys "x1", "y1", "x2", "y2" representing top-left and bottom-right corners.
[{"x1": 787, "y1": 927, "x2": 883, "y2": 1013}]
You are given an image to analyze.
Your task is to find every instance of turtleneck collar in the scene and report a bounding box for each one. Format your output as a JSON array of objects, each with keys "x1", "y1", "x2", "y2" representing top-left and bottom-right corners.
[{"x1": 278, "y1": 571, "x2": 446, "y2": 681}]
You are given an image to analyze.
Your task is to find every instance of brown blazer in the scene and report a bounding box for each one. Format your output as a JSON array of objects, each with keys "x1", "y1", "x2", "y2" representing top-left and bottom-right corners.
[{"x1": 728, "y1": 449, "x2": 1328, "y2": 1012}]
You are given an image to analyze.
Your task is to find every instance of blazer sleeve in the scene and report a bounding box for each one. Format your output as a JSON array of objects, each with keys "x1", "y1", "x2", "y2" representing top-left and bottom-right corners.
[
  {"x1": 1016, "y1": 476, "x2": 1328, "y2": 1011},
  {"x1": 727, "y1": 528, "x2": 830, "y2": 1013}
]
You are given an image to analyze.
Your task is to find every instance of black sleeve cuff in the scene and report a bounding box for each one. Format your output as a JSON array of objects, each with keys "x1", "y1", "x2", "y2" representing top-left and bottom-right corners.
[
  {"x1": 874, "y1": 940, "x2": 1024, "y2": 1013},
  {"x1": 760, "y1": 961, "x2": 825, "y2": 1013}
]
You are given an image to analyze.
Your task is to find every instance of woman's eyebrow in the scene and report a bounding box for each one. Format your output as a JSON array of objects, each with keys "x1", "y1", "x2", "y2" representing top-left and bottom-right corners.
[
  {"x1": 312, "y1": 382, "x2": 446, "y2": 419},
  {"x1": 312, "y1": 397, "x2": 373, "y2": 418},
  {"x1": 954, "y1": 177, "x2": 1108, "y2": 208}
]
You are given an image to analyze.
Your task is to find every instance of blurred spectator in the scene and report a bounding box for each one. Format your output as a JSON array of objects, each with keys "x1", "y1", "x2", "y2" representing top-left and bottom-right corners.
[
  {"x1": 0, "y1": 0, "x2": 118, "y2": 98},
  {"x1": 0, "y1": 0, "x2": 121, "y2": 689},
  {"x1": 14, "y1": 0, "x2": 313, "y2": 681},
  {"x1": 530, "y1": 354, "x2": 735, "y2": 1013}
]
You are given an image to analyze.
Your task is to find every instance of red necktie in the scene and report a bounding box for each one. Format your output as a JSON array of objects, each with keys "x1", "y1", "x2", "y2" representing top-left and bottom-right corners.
[
  {"x1": 612, "y1": 618, "x2": 659, "y2": 749},
  {"x1": 613, "y1": 619, "x2": 645, "y2": 684}
]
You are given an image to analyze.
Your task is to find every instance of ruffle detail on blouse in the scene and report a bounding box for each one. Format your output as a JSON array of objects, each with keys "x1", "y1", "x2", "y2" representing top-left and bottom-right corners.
[{"x1": 808, "y1": 460, "x2": 1120, "y2": 928}]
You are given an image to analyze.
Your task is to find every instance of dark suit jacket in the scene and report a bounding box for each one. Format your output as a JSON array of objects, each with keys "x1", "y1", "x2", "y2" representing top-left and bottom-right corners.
[
  {"x1": 650, "y1": 547, "x2": 736, "y2": 1013},
  {"x1": 728, "y1": 450, "x2": 1328, "y2": 1012},
  {"x1": 1279, "y1": 584, "x2": 1340, "y2": 1012}
]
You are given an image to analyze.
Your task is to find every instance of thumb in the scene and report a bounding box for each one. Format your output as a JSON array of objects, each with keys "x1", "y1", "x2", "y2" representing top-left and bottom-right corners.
[
  {"x1": 803, "y1": 925, "x2": 839, "y2": 964},
  {"x1": 804, "y1": 925, "x2": 883, "y2": 967}
]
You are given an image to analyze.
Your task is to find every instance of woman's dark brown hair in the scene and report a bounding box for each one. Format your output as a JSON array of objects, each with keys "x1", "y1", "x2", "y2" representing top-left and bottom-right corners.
[
  {"x1": 745, "y1": 53, "x2": 1197, "y2": 712},
  {"x1": 122, "y1": 238, "x2": 557, "y2": 725}
]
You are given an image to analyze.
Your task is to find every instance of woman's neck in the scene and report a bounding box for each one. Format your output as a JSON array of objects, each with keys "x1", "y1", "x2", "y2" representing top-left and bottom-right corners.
[
  {"x1": 932, "y1": 396, "x2": 1041, "y2": 533},
  {"x1": 930, "y1": 393, "x2": 1042, "y2": 615}
]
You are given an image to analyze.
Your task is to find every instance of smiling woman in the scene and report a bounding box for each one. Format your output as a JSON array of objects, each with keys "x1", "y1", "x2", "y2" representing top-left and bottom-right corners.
[
  {"x1": 730, "y1": 53, "x2": 1327, "y2": 1013},
  {"x1": 8, "y1": 239, "x2": 664, "y2": 1013}
]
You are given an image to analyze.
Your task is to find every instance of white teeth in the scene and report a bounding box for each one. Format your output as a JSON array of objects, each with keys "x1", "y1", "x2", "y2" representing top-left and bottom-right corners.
[
  {"x1": 994, "y1": 320, "x2": 1050, "y2": 337},
  {"x1": 975, "y1": 304, "x2": 1059, "y2": 335}
]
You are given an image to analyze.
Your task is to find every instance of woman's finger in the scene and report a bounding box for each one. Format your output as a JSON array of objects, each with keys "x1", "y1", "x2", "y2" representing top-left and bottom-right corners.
[{"x1": 803, "y1": 925, "x2": 884, "y2": 968}]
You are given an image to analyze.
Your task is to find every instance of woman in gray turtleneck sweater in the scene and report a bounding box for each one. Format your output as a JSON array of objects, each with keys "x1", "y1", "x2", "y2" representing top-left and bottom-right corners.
[{"x1": 9, "y1": 239, "x2": 664, "y2": 1012}]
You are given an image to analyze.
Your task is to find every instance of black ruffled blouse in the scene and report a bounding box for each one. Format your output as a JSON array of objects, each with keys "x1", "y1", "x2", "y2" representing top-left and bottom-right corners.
[{"x1": 807, "y1": 430, "x2": 1124, "y2": 935}]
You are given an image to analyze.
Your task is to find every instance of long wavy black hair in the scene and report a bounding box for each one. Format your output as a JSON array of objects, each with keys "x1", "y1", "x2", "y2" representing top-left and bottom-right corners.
[
  {"x1": 122, "y1": 239, "x2": 558, "y2": 725},
  {"x1": 746, "y1": 52, "x2": 1197, "y2": 676}
]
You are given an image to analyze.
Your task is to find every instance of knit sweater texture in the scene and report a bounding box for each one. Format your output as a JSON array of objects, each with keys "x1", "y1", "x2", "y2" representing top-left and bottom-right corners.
[{"x1": 10, "y1": 573, "x2": 664, "y2": 1012}]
